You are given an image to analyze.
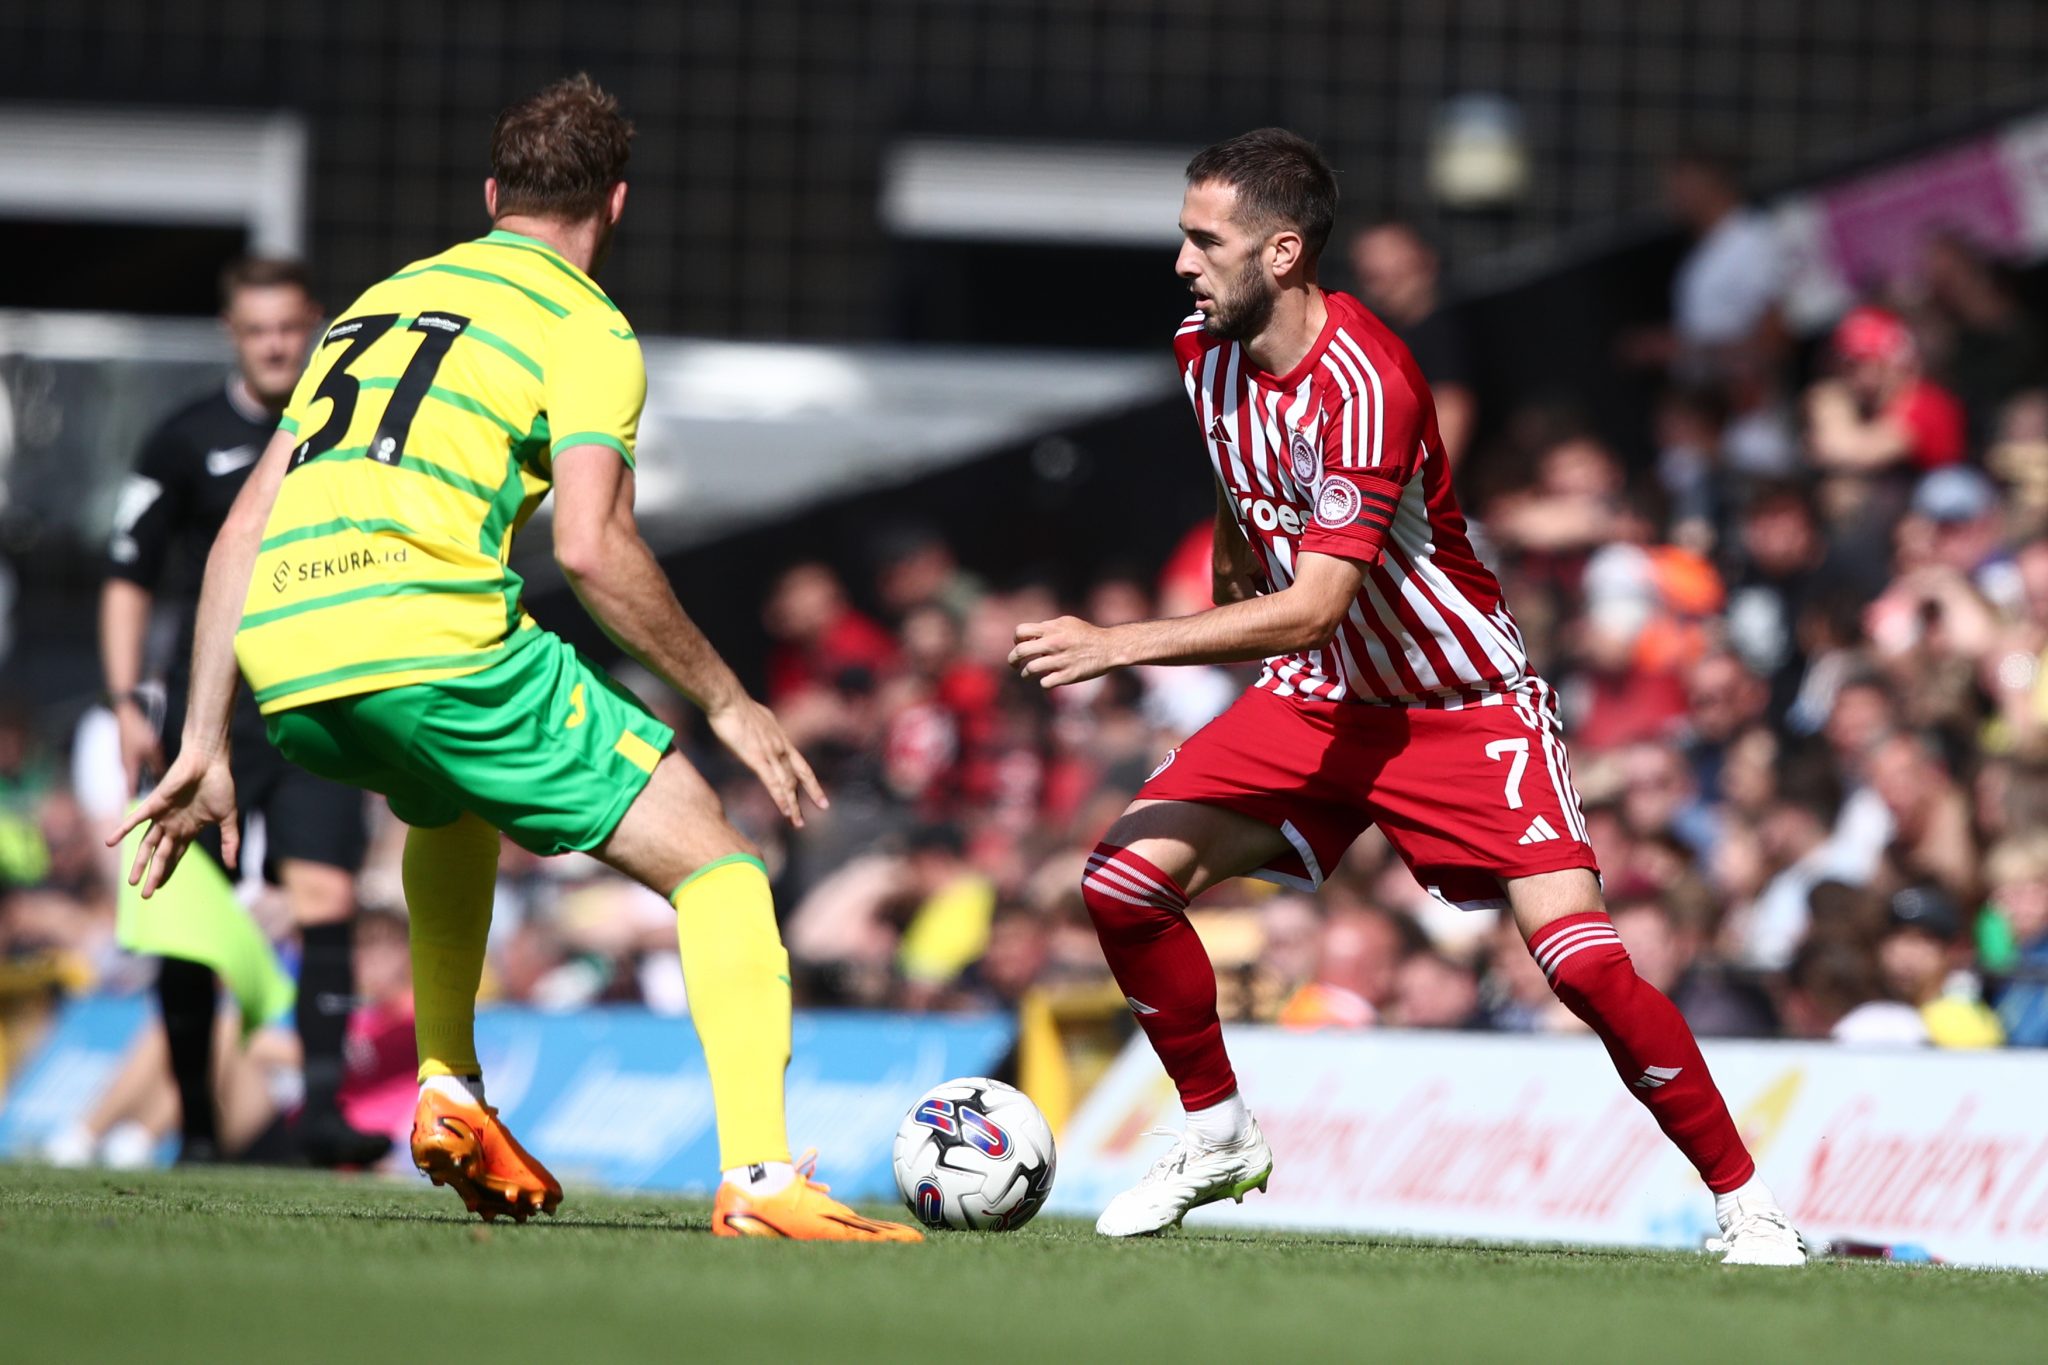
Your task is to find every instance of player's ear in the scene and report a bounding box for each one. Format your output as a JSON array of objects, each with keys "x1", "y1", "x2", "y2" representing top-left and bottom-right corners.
[
  {"x1": 484, "y1": 177, "x2": 500, "y2": 219},
  {"x1": 607, "y1": 180, "x2": 628, "y2": 226},
  {"x1": 1269, "y1": 227, "x2": 1306, "y2": 281}
]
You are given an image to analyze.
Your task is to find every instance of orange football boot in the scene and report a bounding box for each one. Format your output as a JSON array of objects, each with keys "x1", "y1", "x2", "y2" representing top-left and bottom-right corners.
[
  {"x1": 713, "y1": 1154, "x2": 924, "y2": 1242},
  {"x1": 410, "y1": 1086, "x2": 563, "y2": 1224}
]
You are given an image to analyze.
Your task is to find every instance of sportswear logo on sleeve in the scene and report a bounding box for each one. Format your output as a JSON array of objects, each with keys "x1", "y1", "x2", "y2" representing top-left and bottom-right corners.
[
  {"x1": 205, "y1": 445, "x2": 259, "y2": 476},
  {"x1": 108, "y1": 474, "x2": 163, "y2": 561},
  {"x1": 608, "y1": 327, "x2": 636, "y2": 340},
  {"x1": 1315, "y1": 476, "x2": 1363, "y2": 528},
  {"x1": 1289, "y1": 430, "x2": 1319, "y2": 486},
  {"x1": 564, "y1": 683, "x2": 587, "y2": 729},
  {"x1": 1632, "y1": 1065, "x2": 1683, "y2": 1090},
  {"x1": 1517, "y1": 816, "x2": 1562, "y2": 845}
]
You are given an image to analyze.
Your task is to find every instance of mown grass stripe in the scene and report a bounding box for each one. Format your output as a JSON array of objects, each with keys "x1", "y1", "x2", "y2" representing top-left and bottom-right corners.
[{"x1": 386, "y1": 263, "x2": 568, "y2": 318}]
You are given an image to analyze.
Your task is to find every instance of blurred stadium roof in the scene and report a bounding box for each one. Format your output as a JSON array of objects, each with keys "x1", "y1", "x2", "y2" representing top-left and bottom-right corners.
[{"x1": 0, "y1": 310, "x2": 1174, "y2": 553}]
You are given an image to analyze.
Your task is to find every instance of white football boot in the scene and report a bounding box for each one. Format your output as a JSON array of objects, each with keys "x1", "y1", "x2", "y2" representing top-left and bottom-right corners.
[
  {"x1": 1095, "y1": 1115, "x2": 1274, "y2": 1237},
  {"x1": 1709, "y1": 1186, "x2": 1807, "y2": 1266}
]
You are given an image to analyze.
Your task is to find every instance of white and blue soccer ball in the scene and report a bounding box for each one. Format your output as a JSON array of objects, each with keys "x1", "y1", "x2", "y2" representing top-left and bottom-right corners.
[{"x1": 892, "y1": 1077, "x2": 1056, "y2": 1231}]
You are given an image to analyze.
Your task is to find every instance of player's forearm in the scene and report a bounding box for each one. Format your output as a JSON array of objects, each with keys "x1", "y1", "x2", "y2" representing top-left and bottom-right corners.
[
  {"x1": 1108, "y1": 588, "x2": 1339, "y2": 668},
  {"x1": 99, "y1": 579, "x2": 154, "y2": 699},
  {"x1": 179, "y1": 431, "x2": 292, "y2": 760},
  {"x1": 561, "y1": 533, "x2": 746, "y2": 715},
  {"x1": 1811, "y1": 422, "x2": 1907, "y2": 470},
  {"x1": 179, "y1": 504, "x2": 263, "y2": 760}
]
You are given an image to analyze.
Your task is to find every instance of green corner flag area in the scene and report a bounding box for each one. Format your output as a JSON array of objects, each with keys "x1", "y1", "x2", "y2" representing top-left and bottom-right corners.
[{"x1": 2, "y1": 1166, "x2": 2041, "y2": 1365}]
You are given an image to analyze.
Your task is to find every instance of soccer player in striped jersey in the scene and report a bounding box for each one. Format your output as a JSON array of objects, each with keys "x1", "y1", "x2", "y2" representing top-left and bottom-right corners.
[
  {"x1": 114, "y1": 74, "x2": 917, "y2": 1241},
  {"x1": 1010, "y1": 129, "x2": 1802, "y2": 1264}
]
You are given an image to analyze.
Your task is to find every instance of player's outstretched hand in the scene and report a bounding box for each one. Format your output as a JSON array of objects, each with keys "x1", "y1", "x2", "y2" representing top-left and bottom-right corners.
[
  {"x1": 709, "y1": 696, "x2": 830, "y2": 828},
  {"x1": 1010, "y1": 616, "x2": 1119, "y2": 688},
  {"x1": 107, "y1": 750, "x2": 240, "y2": 898}
]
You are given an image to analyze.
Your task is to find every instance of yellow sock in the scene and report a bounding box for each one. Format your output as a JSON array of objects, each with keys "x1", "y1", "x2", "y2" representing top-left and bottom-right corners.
[
  {"x1": 402, "y1": 811, "x2": 499, "y2": 1083},
  {"x1": 671, "y1": 853, "x2": 792, "y2": 1170}
]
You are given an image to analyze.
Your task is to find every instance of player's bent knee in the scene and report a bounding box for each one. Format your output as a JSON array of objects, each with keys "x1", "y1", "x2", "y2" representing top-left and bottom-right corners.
[
  {"x1": 1080, "y1": 842, "x2": 1191, "y2": 939},
  {"x1": 1528, "y1": 912, "x2": 1636, "y2": 1015}
]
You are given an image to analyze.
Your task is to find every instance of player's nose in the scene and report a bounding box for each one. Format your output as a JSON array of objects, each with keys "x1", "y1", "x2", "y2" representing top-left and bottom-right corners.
[{"x1": 1174, "y1": 242, "x2": 1202, "y2": 280}]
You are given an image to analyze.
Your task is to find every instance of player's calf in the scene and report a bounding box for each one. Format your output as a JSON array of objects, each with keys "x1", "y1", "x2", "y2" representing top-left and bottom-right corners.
[
  {"x1": 1527, "y1": 909, "x2": 1754, "y2": 1194},
  {"x1": 1081, "y1": 843, "x2": 1239, "y2": 1114}
]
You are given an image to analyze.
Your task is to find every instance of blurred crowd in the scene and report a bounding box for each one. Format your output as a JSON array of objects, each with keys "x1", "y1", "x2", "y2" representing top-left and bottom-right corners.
[{"x1": 7, "y1": 149, "x2": 2048, "y2": 1081}]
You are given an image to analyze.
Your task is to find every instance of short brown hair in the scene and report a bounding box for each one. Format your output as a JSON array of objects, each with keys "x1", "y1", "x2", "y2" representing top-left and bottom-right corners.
[
  {"x1": 1186, "y1": 128, "x2": 1338, "y2": 266},
  {"x1": 490, "y1": 73, "x2": 634, "y2": 221},
  {"x1": 219, "y1": 256, "x2": 314, "y2": 310}
]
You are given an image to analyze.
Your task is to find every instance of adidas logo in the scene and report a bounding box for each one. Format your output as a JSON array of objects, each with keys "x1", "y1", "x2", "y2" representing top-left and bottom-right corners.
[
  {"x1": 1209, "y1": 416, "x2": 1233, "y2": 448},
  {"x1": 1517, "y1": 816, "x2": 1562, "y2": 845},
  {"x1": 1633, "y1": 1065, "x2": 1683, "y2": 1090},
  {"x1": 1126, "y1": 996, "x2": 1160, "y2": 1016}
]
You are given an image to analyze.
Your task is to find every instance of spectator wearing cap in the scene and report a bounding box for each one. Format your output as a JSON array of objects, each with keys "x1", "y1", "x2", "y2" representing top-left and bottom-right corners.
[
  {"x1": 1807, "y1": 305, "x2": 1968, "y2": 476},
  {"x1": 1908, "y1": 465, "x2": 2025, "y2": 616},
  {"x1": 1879, "y1": 886, "x2": 2004, "y2": 1048}
]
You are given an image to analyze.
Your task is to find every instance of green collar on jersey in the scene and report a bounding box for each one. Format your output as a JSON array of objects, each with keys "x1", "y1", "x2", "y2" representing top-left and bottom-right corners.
[{"x1": 480, "y1": 227, "x2": 567, "y2": 256}]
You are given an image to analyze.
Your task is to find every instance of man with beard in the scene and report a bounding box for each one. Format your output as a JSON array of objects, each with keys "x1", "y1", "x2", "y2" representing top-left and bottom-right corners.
[
  {"x1": 116, "y1": 74, "x2": 918, "y2": 1243},
  {"x1": 1009, "y1": 128, "x2": 1802, "y2": 1263}
]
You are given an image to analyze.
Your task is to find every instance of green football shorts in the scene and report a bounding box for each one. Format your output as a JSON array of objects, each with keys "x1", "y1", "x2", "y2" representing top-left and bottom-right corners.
[{"x1": 265, "y1": 628, "x2": 674, "y2": 856}]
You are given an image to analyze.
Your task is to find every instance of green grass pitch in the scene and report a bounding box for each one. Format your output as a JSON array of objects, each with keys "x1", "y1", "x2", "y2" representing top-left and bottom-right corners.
[{"x1": 1, "y1": 1165, "x2": 2040, "y2": 1363}]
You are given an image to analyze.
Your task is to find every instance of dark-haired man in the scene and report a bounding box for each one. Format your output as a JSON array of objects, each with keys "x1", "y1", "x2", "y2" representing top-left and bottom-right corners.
[
  {"x1": 102, "y1": 257, "x2": 386, "y2": 1168},
  {"x1": 116, "y1": 74, "x2": 918, "y2": 1241},
  {"x1": 1011, "y1": 128, "x2": 1803, "y2": 1262}
]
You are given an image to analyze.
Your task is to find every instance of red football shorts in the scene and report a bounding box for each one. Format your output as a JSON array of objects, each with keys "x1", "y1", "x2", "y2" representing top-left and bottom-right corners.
[{"x1": 1137, "y1": 685, "x2": 1598, "y2": 910}]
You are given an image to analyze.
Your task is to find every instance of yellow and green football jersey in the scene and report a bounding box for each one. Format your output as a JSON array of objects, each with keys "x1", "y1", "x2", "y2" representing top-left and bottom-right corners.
[{"x1": 235, "y1": 229, "x2": 644, "y2": 713}]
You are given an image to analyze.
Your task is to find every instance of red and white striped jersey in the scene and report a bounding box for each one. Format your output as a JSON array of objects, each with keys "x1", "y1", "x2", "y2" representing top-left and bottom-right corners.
[{"x1": 1176, "y1": 290, "x2": 1530, "y2": 706}]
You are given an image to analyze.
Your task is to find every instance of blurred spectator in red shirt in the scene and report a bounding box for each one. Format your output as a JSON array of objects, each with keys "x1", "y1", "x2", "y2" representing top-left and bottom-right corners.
[
  {"x1": 763, "y1": 562, "x2": 899, "y2": 705},
  {"x1": 1808, "y1": 306, "x2": 1968, "y2": 475}
]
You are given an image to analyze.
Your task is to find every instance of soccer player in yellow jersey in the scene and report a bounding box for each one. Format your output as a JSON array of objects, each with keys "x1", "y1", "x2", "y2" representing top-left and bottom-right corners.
[{"x1": 114, "y1": 74, "x2": 920, "y2": 1241}]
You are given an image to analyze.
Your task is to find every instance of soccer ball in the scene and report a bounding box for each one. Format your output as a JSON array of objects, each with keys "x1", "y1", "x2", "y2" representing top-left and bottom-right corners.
[{"x1": 892, "y1": 1077, "x2": 1056, "y2": 1231}]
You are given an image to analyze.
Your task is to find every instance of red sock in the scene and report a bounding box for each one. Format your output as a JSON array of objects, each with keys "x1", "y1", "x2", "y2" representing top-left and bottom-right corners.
[
  {"x1": 1081, "y1": 844, "x2": 1237, "y2": 1110},
  {"x1": 1529, "y1": 912, "x2": 1756, "y2": 1194}
]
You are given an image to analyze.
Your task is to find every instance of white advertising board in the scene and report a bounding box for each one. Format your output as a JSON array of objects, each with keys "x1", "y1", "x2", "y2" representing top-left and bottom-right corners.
[{"x1": 1051, "y1": 1028, "x2": 2048, "y2": 1268}]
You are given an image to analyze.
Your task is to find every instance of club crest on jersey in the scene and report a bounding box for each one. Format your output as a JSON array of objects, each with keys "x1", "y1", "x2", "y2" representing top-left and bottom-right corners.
[
  {"x1": 1289, "y1": 430, "x2": 1319, "y2": 487},
  {"x1": 1316, "y1": 475, "x2": 1364, "y2": 528}
]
